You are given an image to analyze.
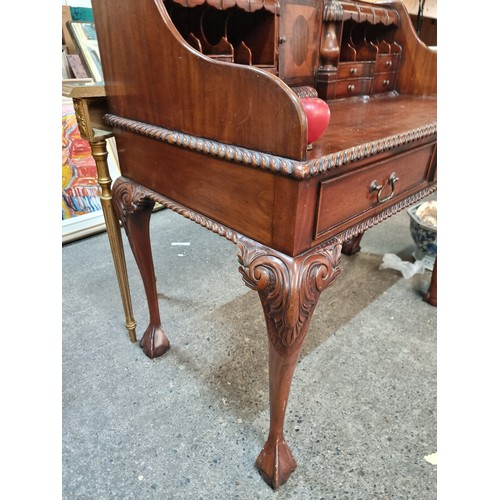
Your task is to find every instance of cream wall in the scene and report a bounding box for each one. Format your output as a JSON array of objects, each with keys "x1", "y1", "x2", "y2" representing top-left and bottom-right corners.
[
  {"x1": 62, "y1": 0, "x2": 92, "y2": 7},
  {"x1": 401, "y1": 0, "x2": 437, "y2": 19}
]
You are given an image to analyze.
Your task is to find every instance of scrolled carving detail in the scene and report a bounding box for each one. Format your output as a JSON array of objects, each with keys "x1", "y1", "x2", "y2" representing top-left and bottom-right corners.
[
  {"x1": 112, "y1": 177, "x2": 155, "y2": 229},
  {"x1": 237, "y1": 237, "x2": 342, "y2": 351}
]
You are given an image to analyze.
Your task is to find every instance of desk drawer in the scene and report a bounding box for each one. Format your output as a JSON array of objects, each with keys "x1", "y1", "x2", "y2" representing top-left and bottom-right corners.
[
  {"x1": 374, "y1": 53, "x2": 400, "y2": 73},
  {"x1": 372, "y1": 72, "x2": 397, "y2": 93},
  {"x1": 315, "y1": 144, "x2": 435, "y2": 238},
  {"x1": 335, "y1": 77, "x2": 372, "y2": 98},
  {"x1": 338, "y1": 61, "x2": 374, "y2": 80}
]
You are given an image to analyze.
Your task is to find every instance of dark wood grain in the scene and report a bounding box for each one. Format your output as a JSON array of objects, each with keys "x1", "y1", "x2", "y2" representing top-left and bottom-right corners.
[
  {"x1": 92, "y1": 0, "x2": 308, "y2": 160},
  {"x1": 391, "y1": 0, "x2": 437, "y2": 95},
  {"x1": 91, "y1": 0, "x2": 437, "y2": 489},
  {"x1": 308, "y1": 95, "x2": 437, "y2": 159}
]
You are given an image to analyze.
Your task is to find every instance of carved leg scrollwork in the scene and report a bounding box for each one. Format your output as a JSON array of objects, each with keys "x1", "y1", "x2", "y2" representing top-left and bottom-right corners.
[
  {"x1": 112, "y1": 177, "x2": 170, "y2": 358},
  {"x1": 237, "y1": 236, "x2": 342, "y2": 488}
]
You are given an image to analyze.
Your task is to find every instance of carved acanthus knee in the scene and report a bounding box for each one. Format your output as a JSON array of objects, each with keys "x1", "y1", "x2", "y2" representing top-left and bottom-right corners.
[
  {"x1": 237, "y1": 236, "x2": 343, "y2": 352},
  {"x1": 112, "y1": 177, "x2": 155, "y2": 235}
]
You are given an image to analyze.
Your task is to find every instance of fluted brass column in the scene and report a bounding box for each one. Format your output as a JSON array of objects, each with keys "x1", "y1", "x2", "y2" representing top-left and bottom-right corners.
[
  {"x1": 88, "y1": 136, "x2": 137, "y2": 342},
  {"x1": 64, "y1": 84, "x2": 137, "y2": 342}
]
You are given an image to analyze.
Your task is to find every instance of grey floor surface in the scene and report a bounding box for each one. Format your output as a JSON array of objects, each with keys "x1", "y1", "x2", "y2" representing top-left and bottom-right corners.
[{"x1": 62, "y1": 195, "x2": 437, "y2": 500}]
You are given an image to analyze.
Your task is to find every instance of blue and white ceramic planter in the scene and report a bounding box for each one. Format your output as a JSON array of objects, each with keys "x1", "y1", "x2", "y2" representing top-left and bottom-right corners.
[{"x1": 408, "y1": 201, "x2": 437, "y2": 269}]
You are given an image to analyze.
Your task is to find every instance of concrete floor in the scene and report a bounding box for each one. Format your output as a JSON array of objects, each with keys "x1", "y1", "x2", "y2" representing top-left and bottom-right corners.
[{"x1": 62, "y1": 195, "x2": 437, "y2": 499}]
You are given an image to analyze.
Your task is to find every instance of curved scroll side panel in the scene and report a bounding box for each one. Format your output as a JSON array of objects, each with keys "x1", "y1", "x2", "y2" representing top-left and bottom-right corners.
[
  {"x1": 92, "y1": 0, "x2": 308, "y2": 160},
  {"x1": 389, "y1": 0, "x2": 437, "y2": 95}
]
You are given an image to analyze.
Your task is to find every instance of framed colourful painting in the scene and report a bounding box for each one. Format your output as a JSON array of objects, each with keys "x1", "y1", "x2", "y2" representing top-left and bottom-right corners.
[{"x1": 62, "y1": 96, "x2": 120, "y2": 243}]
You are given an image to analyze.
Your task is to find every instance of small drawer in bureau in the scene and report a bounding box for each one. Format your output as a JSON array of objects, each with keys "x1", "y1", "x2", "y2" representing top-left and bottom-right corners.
[
  {"x1": 371, "y1": 72, "x2": 397, "y2": 93},
  {"x1": 314, "y1": 143, "x2": 435, "y2": 238},
  {"x1": 374, "y1": 53, "x2": 401, "y2": 73},
  {"x1": 338, "y1": 61, "x2": 374, "y2": 80},
  {"x1": 335, "y1": 78, "x2": 372, "y2": 98}
]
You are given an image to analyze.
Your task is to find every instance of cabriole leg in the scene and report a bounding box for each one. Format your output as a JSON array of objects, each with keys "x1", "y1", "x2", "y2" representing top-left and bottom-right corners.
[
  {"x1": 237, "y1": 236, "x2": 342, "y2": 488},
  {"x1": 424, "y1": 256, "x2": 437, "y2": 307},
  {"x1": 112, "y1": 177, "x2": 170, "y2": 358}
]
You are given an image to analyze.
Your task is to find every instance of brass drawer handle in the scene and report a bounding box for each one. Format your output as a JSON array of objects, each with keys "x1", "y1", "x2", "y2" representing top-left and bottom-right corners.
[
  {"x1": 383, "y1": 79, "x2": 390, "y2": 86},
  {"x1": 386, "y1": 60, "x2": 392, "y2": 67},
  {"x1": 347, "y1": 84, "x2": 355, "y2": 92},
  {"x1": 350, "y1": 67, "x2": 357, "y2": 75},
  {"x1": 370, "y1": 172, "x2": 399, "y2": 203}
]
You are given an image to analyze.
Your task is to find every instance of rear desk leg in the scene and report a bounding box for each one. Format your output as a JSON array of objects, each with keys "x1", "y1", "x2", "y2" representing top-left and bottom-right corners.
[
  {"x1": 237, "y1": 236, "x2": 342, "y2": 488},
  {"x1": 341, "y1": 232, "x2": 364, "y2": 256},
  {"x1": 424, "y1": 256, "x2": 437, "y2": 307},
  {"x1": 112, "y1": 177, "x2": 170, "y2": 358}
]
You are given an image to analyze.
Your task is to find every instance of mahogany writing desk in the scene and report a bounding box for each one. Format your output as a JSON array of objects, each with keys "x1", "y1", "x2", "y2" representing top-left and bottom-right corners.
[{"x1": 91, "y1": 0, "x2": 436, "y2": 488}]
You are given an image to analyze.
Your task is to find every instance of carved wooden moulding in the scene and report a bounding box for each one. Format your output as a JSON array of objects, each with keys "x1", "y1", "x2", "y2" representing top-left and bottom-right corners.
[{"x1": 104, "y1": 113, "x2": 437, "y2": 179}]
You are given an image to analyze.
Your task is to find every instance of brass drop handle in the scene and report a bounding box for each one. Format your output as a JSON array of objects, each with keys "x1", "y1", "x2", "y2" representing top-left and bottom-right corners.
[{"x1": 370, "y1": 172, "x2": 399, "y2": 203}]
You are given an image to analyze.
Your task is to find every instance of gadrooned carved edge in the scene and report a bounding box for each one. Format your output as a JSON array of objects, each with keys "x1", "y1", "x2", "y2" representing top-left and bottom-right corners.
[
  {"x1": 105, "y1": 113, "x2": 298, "y2": 177},
  {"x1": 337, "y1": 185, "x2": 437, "y2": 243},
  {"x1": 237, "y1": 236, "x2": 343, "y2": 352},
  {"x1": 291, "y1": 86, "x2": 319, "y2": 99},
  {"x1": 104, "y1": 113, "x2": 437, "y2": 180},
  {"x1": 303, "y1": 124, "x2": 436, "y2": 177}
]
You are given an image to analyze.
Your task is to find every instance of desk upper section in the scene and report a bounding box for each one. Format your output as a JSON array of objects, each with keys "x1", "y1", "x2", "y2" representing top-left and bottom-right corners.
[{"x1": 92, "y1": 0, "x2": 436, "y2": 161}]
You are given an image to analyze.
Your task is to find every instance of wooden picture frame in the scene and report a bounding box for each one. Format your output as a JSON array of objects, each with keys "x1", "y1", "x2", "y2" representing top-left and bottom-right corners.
[{"x1": 67, "y1": 21, "x2": 104, "y2": 83}]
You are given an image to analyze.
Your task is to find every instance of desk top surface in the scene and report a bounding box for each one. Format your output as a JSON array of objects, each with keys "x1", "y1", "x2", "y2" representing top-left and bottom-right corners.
[{"x1": 307, "y1": 94, "x2": 437, "y2": 161}]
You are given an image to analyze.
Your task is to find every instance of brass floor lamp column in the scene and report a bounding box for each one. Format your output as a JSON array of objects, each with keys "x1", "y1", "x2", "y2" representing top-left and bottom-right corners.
[{"x1": 64, "y1": 84, "x2": 137, "y2": 343}]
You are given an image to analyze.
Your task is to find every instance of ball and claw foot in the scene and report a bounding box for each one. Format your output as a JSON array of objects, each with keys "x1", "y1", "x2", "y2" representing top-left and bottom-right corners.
[
  {"x1": 255, "y1": 437, "x2": 297, "y2": 489},
  {"x1": 140, "y1": 323, "x2": 170, "y2": 359}
]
